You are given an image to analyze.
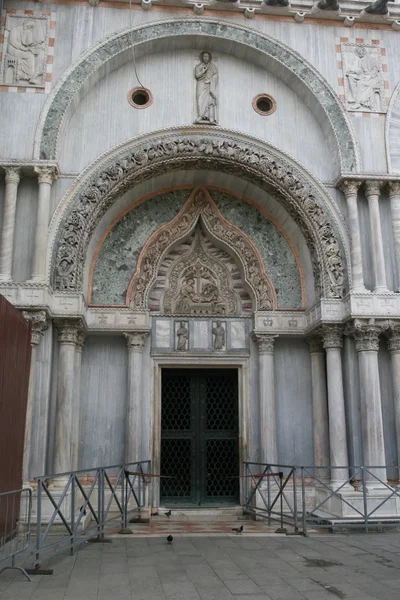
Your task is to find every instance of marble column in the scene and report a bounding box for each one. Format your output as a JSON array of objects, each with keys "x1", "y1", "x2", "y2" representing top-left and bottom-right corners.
[
  {"x1": 71, "y1": 332, "x2": 86, "y2": 472},
  {"x1": 307, "y1": 335, "x2": 330, "y2": 477},
  {"x1": 350, "y1": 320, "x2": 386, "y2": 484},
  {"x1": 365, "y1": 180, "x2": 388, "y2": 292},
  {"x1": 340, "y1": 180, "x2": 365, "y2": 292},
  {"x1": 389, "y1": 182, "x2": 400, "y2": 292},
  {"x1": 31, "y1": 166, "x2": 57, "y2": 282},
  {"x1": 124, "y1": 331, "x2": 149, "y2": 464},
  {"x1": 22, "y1": 310, "x2": 48, "y2": 486},
  {"x1": 387, "y1": 327, "x2": 400, "y2": 467},
  {"x1": 253, "y1": 333, "x2": 278, "y2": 465},
  {"x1": 322, "y1": 326, "x2": 349, "y2": 485},
  {"x1": 53, "y1": 319, "x2": 85, "y2": 480},
  {"x1": 0, "y1": 167, "x2": 21, "y2": 281}
]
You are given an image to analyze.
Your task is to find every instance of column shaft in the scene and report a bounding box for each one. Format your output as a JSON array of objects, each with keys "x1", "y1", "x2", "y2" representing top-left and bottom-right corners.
[
  {"x1": 253, "y1": 334, "x2": 277, "y2": 465},
  {"x1": 31, "y1": 167, "x2": 57, "y2": 281},
  {"x1": 365, "y1": 181, "x2": 387, "y2": 292},
  {"x1": 0, "y1": 168, "x2": 21, "y2": 281},
  {"x1": 389, "y1": 182, "x2": 400, "y2": 292},
  {"x1": 388, "y1": 332, "x2": 400, "y2": 467},
  {"x1": 341, "y1": 181, "x2": 365, "y2": 291},
  {"x1": 307, "y1": 336, "x2": 330, "y2": 474},
  {"x1": 125, "y1": 332, "x2": 149, "y2": 464},
  {"x1": 71, "y1": 333, "x2": 85, "y2": 471},
  {"x1": 322, "y1": 326, "x2": 349, "y2": 484}
]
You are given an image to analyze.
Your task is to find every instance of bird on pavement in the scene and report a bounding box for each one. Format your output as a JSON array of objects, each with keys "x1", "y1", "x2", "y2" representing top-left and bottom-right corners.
[
  {"x1": 167, "y1": 535, "x2": 173, "y2": 544},
  {"x1": 165, "y1": 510, "x2": 172, "y2": 518},
  {"x1": 232, "y1": 525, "x2": 243, "y2": 535}
]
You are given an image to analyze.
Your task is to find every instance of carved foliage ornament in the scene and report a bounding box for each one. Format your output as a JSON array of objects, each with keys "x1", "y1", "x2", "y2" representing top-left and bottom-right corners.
[
  {"x1": 252, "y1": 332, "x2": 277, "y2": 354},
  {"x1": 53, "y1": 136, "x2": 346, "y2": 300},
  {"x1": 129, "y1": 187, "x2": 275, "y2": 312},
  {"x1": 22, "y1": 310, "x2": 48, "y2": 346}
]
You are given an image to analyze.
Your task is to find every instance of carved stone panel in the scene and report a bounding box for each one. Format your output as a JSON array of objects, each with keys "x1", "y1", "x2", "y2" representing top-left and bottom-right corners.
[
  {"x1": 212, "y1": 321, "x2": 226, "y2": 351},
  {"x1": 0, "y1": 11, "x2": 55, "y2": 92},
  {"x1": 175, "y1": 320, "x2": 189, "y2": 351}
]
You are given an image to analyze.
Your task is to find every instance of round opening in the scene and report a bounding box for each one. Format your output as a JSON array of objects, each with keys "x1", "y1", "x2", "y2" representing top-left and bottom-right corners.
[
  {"x1": 253, "y1": 94, "x2": 276, "y2": 116},
  {"x1": 128, "y1": 87, "x2": 152, "y2": 109}
]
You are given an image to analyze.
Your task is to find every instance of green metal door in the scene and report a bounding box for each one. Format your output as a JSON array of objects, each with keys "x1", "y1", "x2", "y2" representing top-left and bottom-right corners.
[{"x1": 160, "y1": 369, "x2": 239, "y2": 506}]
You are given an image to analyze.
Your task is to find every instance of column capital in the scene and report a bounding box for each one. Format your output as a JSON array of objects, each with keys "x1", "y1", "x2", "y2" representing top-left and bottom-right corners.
[
  {"x1": 75, "y1": 331, "x2": 86, "y2": 354},
  {"x1": 124, "y1": 330, "x2": 150, "y2": 352},
  {"x1": 307, "y1": 333, "x2": 324, "y2": 354},
  {"x1": 321, "y1": 325, "x2": 343, "y2": 350},
  {"x1": 388, "y1": 181, "x2": 400, "y2": 199},
  {"x1": 55, "y1": 318, "x2": 85, "y2": 345},
  {"x1": 22, "y1": 310, "x2": 48, "y2": 346},
  {"x1": 252, "y1": 332, "x2": 277, "y2": 354},
  {"x1": 4, "y1": 166, "x2": 21, "y2": 185},
  {"x1": 34, "y1": 165, "x2": 58, "y2": 185},
  {"x1": 340, "y1": 180, "x2": 361, "y2": 197},
  {"x1": 346, "y1": 318, "x2": 387, "y2": 353},
  {"x1": 386, "y1": 320, "x2": 400, "y2": 353},
  {"x1": 365, "y1": 180, "x2": 383, "y2": 198}
]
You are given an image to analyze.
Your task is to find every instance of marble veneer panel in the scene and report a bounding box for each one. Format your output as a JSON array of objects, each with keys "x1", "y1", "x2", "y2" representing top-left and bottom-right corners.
[
  {"x1": 211, "y1": 191, "x2": 302, "y2": 309},
  {"x1": 91, "y1": 189, "x2": 190, "y2": 304}
]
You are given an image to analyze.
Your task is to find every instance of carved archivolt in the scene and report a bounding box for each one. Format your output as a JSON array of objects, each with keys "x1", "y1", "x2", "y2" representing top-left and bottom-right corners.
[
  {"x1": 128, "y1": 187, "x2": 275, "y2": 312},
  {"x1": 52, "y1": 132, "x2": 347, "y2": 299}
]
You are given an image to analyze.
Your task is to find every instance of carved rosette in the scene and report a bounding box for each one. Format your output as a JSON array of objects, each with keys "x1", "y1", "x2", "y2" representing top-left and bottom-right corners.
[
  {"x1": 340, "y1": 180, "x2": 361, "y2": 198},
  {"x1": 307, "y1": 334, "x2": 324, "y2": 354},
  {"x1": 53, "y1": 136, "x2": 346, "y2": 301},
  {"x1": 4, "y1": 167, "x2": 21, "y2": 185},
  {"x1": 124, "y1": 331, "x2": 150, "y2": 352},
  {"x1": 252, "y1": 332, "x2": 277, "y2": 354},
  {"x1": 34, "y1": 166, "x2": 58, "y2": 186},
  {"x1": 129, "y1": 187, "x2": 275, "y2": 313},
  {"x1": 56, "y1": 319, "x2": 85, "y2": 345},
  {"x1": 322, "y1": 325, "x2": 343, "y2": 350},
  {"x1": 23, "y1": 310, "x2": 48, "y2": 346}
]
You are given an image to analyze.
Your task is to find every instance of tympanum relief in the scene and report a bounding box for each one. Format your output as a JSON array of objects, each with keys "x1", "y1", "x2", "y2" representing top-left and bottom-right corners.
[
  {"x1": 342, "y1": 43, "x2": 387, "y2": 113},
  {"x1": 194, "y1": 51, "x2": 218, "y2": 125},
  {"x1": 0, "y1": 14, "x2": 50, "y2": 88}
]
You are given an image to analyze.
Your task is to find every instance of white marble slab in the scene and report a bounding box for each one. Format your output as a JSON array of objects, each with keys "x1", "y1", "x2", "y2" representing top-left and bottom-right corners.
[
  {"x1": 192, "y1": 321, "x2": 209, "y2": 349},
  {"x1": 155, "y1": 319, "x2": 171, "y2": 348},
  {"x1": 230, "y1": 321, "x2": 246, "y2": 349}
]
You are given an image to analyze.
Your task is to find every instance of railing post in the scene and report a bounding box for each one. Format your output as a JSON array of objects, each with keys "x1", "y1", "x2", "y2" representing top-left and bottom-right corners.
[
  {"x1": 70, "y1": 475, "x2": 75, "y2": 556},
  {"x1": 35, "y1": 478, "x2": 42, "y2": 569},
  {"x1": 118, "y1": 469, "x2": 132, "y2": 534},
  {"x1": 293, "y1": 468, "x2": 298, "y2": 532},
  {"x1": 301, "y1": 467, "x2": 307, "y2": 535},
  {"x1": 362, "y1": 467, "x2": 368, "y2": 533}
]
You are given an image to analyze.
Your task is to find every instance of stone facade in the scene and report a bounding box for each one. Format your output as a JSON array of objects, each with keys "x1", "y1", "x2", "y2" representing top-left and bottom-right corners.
[{"x1": 1, "y1": 0, "x2": 400, "y2": 515}]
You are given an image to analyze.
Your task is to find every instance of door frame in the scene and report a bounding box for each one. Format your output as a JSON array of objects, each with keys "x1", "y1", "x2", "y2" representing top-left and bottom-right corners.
[{"x1": 151, "y1": 356, "x2": 250, "y2": 510}]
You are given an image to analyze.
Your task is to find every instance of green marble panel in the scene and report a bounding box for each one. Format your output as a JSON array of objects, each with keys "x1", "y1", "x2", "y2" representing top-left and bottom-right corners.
[
  {"x1": 210, "y1": 191, "x2": 302, "y2": 309},
  {"x1": 91, "y1": 189, "x2": 190, "y2": 305}
]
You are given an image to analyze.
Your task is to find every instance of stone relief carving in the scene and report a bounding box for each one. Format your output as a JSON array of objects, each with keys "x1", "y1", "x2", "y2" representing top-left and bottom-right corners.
[
  {"x1": 212, "y1": 321, "x2": 226, "y2": 351},
  {"x1": 163, "y1": 226, "x2": 240, "y2": 316},
  {"x1": 0, "y1": 15, "x2": 49, "y2": 87},
  {"x1": 53, "y1": 135, "x2": 346, "y2": 300},
  {"x1": 175, "y1": 321, "x2": 189, "y2": 351},
  {"x1": 194, "y1": 52, "x2": 218, "y2": 125},
  {"x1": 342, "y1": 44, "x2": 387, "y2": 114},
  {"x1": 128, "y1": 187, "x2": 275, "y2": 312}
]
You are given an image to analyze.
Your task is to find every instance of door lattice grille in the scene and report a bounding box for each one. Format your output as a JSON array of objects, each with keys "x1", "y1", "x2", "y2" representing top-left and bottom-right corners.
[
  {"x1": 206, "y1": 376, "x2": 237, "y2": 431},
  {"x1": 161, "y1": 374, "x2": 191, "y2": 431},
  {"x1": 206, "y1": 439, "x2": 239, "y2": 497},
  {"x1": 160, "y1": 439, "x2": 192, "y2": 498}
]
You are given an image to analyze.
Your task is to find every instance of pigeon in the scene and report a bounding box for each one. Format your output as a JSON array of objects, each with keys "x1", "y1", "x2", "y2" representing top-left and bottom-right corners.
[
  {"x1": 167, "y1": 535, "x2": 173, "y2": 544},
  {"x1": 165, "y1": 510, "x2": 172, "y2": 518},
  {"x1": 232, "y1": 525, "x2": 243, "y2": 535}
]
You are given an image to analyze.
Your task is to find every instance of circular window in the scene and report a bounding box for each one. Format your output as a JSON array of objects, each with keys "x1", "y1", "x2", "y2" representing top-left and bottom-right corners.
[
  {"x1": 128, "y1": 87, "x2": 153, "y2": 109},
  {"x1": 253, "y1": 94, "x2": 276, "y2": 116}
]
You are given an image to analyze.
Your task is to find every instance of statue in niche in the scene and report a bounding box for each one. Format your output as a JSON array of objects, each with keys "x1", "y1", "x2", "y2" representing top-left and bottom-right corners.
[
  {"x1": 344, "y1": 45, "x2": 385, "y2": 112},
  {"x1": 5, "y1": 18, "x2": 46, "y2": 86},
  {"x1": 194, "y1": 51, "x2": 218, "y2": 125},
  {"x1": 176, "y1": 321, "x2": 189, "y2": 351},
  {"x1": 212, "y1": 321, "x2": 226, "y2": 351}
]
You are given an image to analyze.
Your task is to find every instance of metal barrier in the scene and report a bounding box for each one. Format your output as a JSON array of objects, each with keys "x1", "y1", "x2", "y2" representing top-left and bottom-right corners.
[
  {"x1": 243, "y1": 462, "x2": 400, "y2": 534},
  {"x1": 30, "y1": 460, "x2": 150, "y2": 572},
  {"x1": 0, "y1": 488, "x2": 32, "y2": 581}
]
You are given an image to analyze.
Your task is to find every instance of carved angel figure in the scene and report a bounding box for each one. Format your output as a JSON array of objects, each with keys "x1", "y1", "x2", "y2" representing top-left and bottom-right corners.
[{"x1": 194, "y1": 51, "x2": 218, "y2": 125}]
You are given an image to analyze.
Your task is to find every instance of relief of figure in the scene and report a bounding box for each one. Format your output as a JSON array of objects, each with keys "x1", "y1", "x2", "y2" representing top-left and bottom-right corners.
[
  {"x1": 6, "y1": 19, "x2": 45, "y2": 86},
  {"x1": 345, "y1": 46, "x2": 384, "y2": 112},
  {"x1": 176, "y1": 321, "x2": 189, "y2": 351},
  {"x1": 194, "y1": 51, "x2": 218, "y2": 125},
  {"x1": 212, "y1": 321, "x2": 226, "y2": 351}
]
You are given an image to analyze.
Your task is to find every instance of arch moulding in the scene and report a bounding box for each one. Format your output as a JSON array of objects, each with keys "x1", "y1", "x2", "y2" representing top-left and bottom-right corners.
[
  {"x1": 35, "y1": 18, "x2": 359, "y2": 174},
  {"x1": 49, "y1": 128, "x2": 350, "y2": 302}
]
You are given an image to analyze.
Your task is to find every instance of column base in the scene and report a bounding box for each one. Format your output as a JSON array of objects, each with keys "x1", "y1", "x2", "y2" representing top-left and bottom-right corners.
[
  {"x1": 373, "y1": 286, "x2": 391, "y2": 293},
  {"x1": 0, "y1": 275, "x2": 12, "y2": 283},
  {"x1": 315, "y1": 483, "x2": 400, "y2": 519},
  {"x1": 27, "y1": 275, "x2": 47, "y2": 284},
  {"x1": 351, "y1": 285, "x2": 369, "y2": 294}
]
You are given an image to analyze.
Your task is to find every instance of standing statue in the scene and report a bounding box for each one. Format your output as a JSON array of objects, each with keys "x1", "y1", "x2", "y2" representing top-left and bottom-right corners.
[
  {"x1": 176, "y1": 321, "x2": 189, "y2": 351},
  {"x1": 194, "y1": 51, "x2": 218, "y2": 125},
  {"x1": 212, "y1": 321, "x2": 225, "y2": 351}
]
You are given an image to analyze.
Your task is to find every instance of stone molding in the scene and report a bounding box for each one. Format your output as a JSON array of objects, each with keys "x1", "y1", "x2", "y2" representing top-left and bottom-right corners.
[
  {"x1": 55, "y1": 318, "x2": 85, "y2": 345},
  {"x1": 129, "y1": 187, "x2": 275, "y2": 312},
  {"x1": 51, "y1": 131, "x2": 348, "y2": 302},
  {"x1": 22, "y1": 310, "x2": 48, "y2": 346},
  {"x1": 252, "y1": 332, "x2": 277, "y2": 354},
  {"x1": 34, "y1": 18, "x2": 359, "y2": 173},
  {"x1": 307, "y1": 334, "x2": 324, "y2": 354},
  {"x1": 34, "y1": 165, "x2": 58, "y2": 185},
  {"x1": 124, "y1": 331, "x2": 150, "y2": 352},
  {"x1": 345, "y1": 318, "x2": 388, "y2": 353},
  {"x1": 322, "y1": 325, "x2": 343, "y2": 350},
  {"x1": 4, "y1": 167, "x2": 21, "y2": 185}
]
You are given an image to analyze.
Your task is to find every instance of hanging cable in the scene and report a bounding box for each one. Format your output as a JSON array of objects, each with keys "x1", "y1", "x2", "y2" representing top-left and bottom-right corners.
[{"x1": 129, "y1": 0, "x2": 146, "y2": 89}]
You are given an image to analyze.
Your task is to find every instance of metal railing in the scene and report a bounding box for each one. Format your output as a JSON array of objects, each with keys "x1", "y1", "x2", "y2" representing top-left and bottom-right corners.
[
  {"x1": 243, "y1": 462, "x2": 400, "y2": 534},
  {"x1": 31, "y1": 460, "x2": 150, "y2": 571},
  {"x1": 0, "y1": 488, "x2": 32, "y2": 581}
]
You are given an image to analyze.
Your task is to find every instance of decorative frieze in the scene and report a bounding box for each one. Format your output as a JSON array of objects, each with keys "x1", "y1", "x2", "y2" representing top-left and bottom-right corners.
[{"x1": 22, "y1": 310, "x2": 48, "y2": 346}]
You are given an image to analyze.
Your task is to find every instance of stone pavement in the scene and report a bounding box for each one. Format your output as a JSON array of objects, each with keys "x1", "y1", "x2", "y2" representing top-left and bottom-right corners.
[{"x1": 2, "y1": 532, "x2": 400, "y2": 600}]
